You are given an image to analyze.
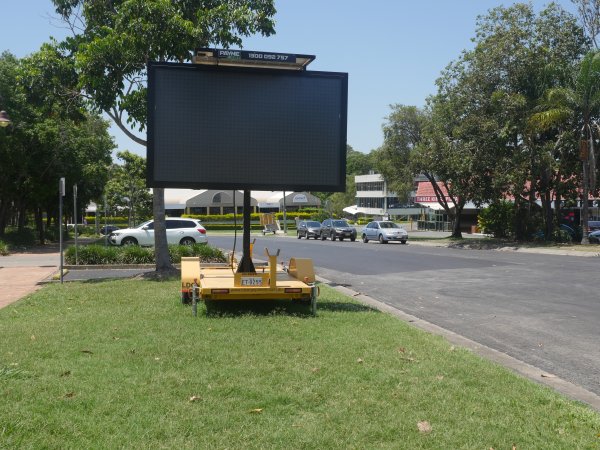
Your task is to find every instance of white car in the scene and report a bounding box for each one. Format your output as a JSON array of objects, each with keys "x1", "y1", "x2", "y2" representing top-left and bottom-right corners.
[
  {"x1": 109, "y1": 218, "x2": 207, "y2": 246},
  {"x1": 361, "y1": 221, "x2": 408, "y2": 244}
]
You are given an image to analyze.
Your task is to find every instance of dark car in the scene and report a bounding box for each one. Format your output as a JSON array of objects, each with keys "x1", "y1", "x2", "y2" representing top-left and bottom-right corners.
[
  {"x1": 100, "y1": 225, "x2": 119, "y2": 235},
  {"x1": 320, "y1": 219, "x2": 357, "y2": 241},
  {"x1": 297, "y1": 220, "x2": 322, "y2": 239}
]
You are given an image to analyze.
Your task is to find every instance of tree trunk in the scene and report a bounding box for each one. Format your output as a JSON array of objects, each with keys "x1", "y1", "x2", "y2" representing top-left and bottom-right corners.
[
  {"x1": 450, "y1": 206, "x2": 463, "y2": 238},
  {"x1": 153, "y1": 188, "x2": 175, "y2": 272},
  {"x1": 35, "y1": 208, "x2": 45, "y2": 245},
  {"x1": 581, "y1": 160, "x2": 590, "y2": 244}
]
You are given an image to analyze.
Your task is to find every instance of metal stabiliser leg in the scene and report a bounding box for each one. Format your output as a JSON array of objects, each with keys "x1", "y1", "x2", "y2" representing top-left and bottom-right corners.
[{"x1": 192, "y1": 281, "x2": 198, "y2": 317}]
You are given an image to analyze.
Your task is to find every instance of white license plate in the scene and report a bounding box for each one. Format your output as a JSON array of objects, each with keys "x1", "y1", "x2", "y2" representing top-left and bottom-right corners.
[{"x1": 241, "y1": 277, "x2": 263, "y2": 286}]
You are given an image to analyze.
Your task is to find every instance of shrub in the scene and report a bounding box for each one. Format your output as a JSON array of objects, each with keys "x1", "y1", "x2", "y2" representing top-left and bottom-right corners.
[
  {"x1": 65, "y1": 244, "x2": 226, "y2": 265},
  {"x1": 477, "y1": 201, "x2": 514, "y2": 238},
  {"x1": 0, "y1": 240, "x2": 8, "y2": 256}
]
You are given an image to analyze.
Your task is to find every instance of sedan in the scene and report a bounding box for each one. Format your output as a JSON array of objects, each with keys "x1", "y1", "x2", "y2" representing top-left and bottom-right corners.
[
  {"x1": 589, "y1": 230, "x2": 600, "y2": 244},
  {"x1": 297, "y1": 220, "x2": 322, "y2": 239},
  {"x1": 361, "y1": 221, "x2": 408, "y2": 244},
  {"x1": 109, "y1": 218, "x2": 207, "y2": 246}
]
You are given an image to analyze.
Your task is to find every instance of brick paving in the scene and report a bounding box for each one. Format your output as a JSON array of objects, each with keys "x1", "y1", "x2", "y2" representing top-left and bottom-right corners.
[{"x1": 0, "y1": 249, "x2": 58, "y2": 309}]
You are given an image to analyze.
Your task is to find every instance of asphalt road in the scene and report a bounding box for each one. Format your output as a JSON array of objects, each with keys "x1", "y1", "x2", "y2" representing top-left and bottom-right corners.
[{"x1": 208, "y1": 234, "x2": 600, "y2": 397}]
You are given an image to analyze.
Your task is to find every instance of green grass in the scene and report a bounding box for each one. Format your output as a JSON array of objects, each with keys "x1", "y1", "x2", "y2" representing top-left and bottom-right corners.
[{"x1": 1, "y1": 281, "x2": 599, "y2": 449}]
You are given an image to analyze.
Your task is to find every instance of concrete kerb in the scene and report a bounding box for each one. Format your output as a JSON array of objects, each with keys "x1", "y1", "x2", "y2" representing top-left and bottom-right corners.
[{"x1": 317, "y1": 275, "x2": 600, "y2": 412}]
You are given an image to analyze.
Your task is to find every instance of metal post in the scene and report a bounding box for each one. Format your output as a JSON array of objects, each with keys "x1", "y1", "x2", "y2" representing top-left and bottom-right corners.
[
  {"x1": 73, "y1": 184, "x2": 78, "y2": 265},
  {"x1": 59, "y1": 178, "x2": 65, "y2": 283},
  {"x1": 192, "y1": 281, "x2": 198, "y2": 317},
  {"x1": 283, "y1": 191, "x2": 287, "y2": 234},
  {"x1": 104, "y1": 195, "x2": 108, "y2": 247},
  {"x1": 236, "y1": 190, "x2": 256, "y2": 273}
]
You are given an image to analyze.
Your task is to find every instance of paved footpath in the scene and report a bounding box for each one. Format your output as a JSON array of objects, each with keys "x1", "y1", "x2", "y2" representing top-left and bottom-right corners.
[{"x1": 0, "y1": 247, "x2": 59, "y2": 309}]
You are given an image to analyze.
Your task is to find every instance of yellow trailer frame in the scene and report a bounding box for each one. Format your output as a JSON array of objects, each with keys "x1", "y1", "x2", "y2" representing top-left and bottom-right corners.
[{"x1": 181, "y1": 249, "x2": 319, "y2": 315}]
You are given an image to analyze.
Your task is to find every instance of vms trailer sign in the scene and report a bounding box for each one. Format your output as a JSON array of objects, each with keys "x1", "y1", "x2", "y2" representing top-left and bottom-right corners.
[{"x1": 147, "y1": 62, "x2": 348, "y2": 192}]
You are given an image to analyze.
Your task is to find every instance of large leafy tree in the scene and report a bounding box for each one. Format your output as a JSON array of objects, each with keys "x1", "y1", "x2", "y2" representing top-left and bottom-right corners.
[
  {"x1": 531, "y1": 50, "x2": 600, "y2": 242},
  {"x1": 52, "y1": 0, "x2": 277, "y2": 273},
  {"x1": 420, "y1": 3, "x2": 588, "y2": 240},
  {"x1": 105, "y1": 150, "x2": 153, "y2": 227},
  {"x1": 0, "y1": 47, "x2": 113, "y2": 242}
]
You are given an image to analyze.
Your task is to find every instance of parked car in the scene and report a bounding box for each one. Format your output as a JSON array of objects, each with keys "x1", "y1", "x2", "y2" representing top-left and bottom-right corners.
[
  {"x1": 361, "y1": 221, "x2": 408, "y2": 244},
  {"x1": 297, "y1": 220, "x2": 322, "y2": 239},
  {"x1": 589, "y1": 230, "x2": 600, "y2": 244},
  {"x1": 588, "y1": 221, "x2": 600, "y2": 231},
  {"x1": 100, "y1": 225, "x2": 120, "y2": 235},
  {"x1": 109, "y1": 218, "x2": 207, "y2": 246},
  {"x1": 320, "y1": 219, "x2": 357, "y2": 241}
]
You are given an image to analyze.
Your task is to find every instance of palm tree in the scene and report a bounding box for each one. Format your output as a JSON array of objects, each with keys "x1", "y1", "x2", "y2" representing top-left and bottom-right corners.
[{"x1": 529, "y1": 50, "x2": 600, "y2": 243}]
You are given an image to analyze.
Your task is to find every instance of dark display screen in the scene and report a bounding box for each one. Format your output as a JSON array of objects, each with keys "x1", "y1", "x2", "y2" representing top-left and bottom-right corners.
[{"x1": 147, "y1": 62, "x2": 348, "y2": 191}]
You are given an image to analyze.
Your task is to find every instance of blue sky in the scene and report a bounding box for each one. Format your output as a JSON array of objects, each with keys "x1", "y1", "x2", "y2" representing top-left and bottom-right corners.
[{"x1": 0, "y1": 0, "x2": 579, "y2": 158}]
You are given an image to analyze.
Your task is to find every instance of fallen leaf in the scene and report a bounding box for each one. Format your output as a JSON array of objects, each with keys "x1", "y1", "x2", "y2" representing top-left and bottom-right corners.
[
  {"x1": 512, "y1": 445, "x2": 517, "y2": 450},
  {"x1": 417, "y1": 421, "x2": 432, "y2": 433},
  {"x1": 311, "y1": 367, "x2": 320, "y2": 373},
  {"x1": 436, "y1": 375, "x2": 444, "y2": 381},
  {"x1": 64, "y1": 392, "x2": 75, "y2": 398},
  {"x1": 80, "y1": 350, "x2": 93, "y2": 354},
  {"x1": 60, "y1": 371, "x2": 71, "y2": 377},
  {"x1": 357, "y1": 358, "x2": 364, "y2": 364},
  {"x1": 397, "y1": 347, "x2": 406, "y2": 353},
  {"x1": 30, "y1": 335, "x2": 36, "y2": 341},
  {"x1": 155, "y1": 357, "x2": 160, "y2": 361},
  {"x1": 113, "y1": 337, "x2": 120, "y2": 340},
  {"x1": 449, "y1": 346, "x2": 456, "y2": 352},
  {"x1": 249, "y1": 408, "x2": 263, "y2": 414},
  {"x1": 189, "y1": 396, "x2": 201, "y2": 402}
]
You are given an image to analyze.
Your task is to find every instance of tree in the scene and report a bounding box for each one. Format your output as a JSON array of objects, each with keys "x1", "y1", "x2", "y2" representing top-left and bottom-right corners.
[
  {"x1": 572, "y1": 0, "x2": 600, "y2": 47},
  {"x1": 0, "y1": 47, "x2": 113, "y2": 242},
  {"x1": 53, "y1": 0, "x2": 277, "y2": 273},
  {"x1": 105, "y1": 151, "x2": 153, "y2": 227},
  {"x1": 374, "y1": 105, "x2": 426, "y2": 205}
]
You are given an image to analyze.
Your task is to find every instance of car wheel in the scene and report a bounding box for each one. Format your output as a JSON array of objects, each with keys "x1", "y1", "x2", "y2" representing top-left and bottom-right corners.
[
  {"x1": 331, "y1": 233, "x2": 336, "y2": 241},
  {"x1": 321, "y1": 232, "x2": 327, "y2": 241},
  {"x1": 379, "y1": 234, "x2": 387, "y2": 244},
  {"x1": 180, "y1": 237, "x2": 195, "y2": 245},
  {"x1": 351, "y1": 237, "x2": 356, "y2": 242},
  {"x1": 297, "y1": 232, "x2": 301, "y2": 239},
  {"x1": 121, "y1": 237, "x2": 138, "y2": 246},
  {"x1": 401, "y1": 240, "x2": 407, "y2": 244},
  {"x1": 362, "y1": 234, "x2": 368, "y2": 243},
  {"x1": 339, "y1": 236, "x2": 344, "y2": 241}
]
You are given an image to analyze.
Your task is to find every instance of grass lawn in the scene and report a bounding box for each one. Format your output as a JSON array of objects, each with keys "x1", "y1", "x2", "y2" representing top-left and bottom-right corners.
[{"x1": 1, "y1": 280, "x2": 599, "y2": 449}]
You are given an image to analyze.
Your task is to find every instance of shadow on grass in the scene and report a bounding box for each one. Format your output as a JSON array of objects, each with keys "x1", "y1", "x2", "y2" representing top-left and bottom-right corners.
[
  {"x1": 184, "y1": 298, "x2": 378, "y2": 317},
  {"x1": 316, "y1": 301, "x2": 378, "y2": 313},
  {"x1": 199, "y1": 300, "x2": 315, "y2": 317}
]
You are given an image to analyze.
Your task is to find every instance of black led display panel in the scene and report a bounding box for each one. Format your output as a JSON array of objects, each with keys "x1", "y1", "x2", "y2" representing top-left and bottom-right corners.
[{"x1": 147, "y1": 62, "x2": 348, "y2": 191}]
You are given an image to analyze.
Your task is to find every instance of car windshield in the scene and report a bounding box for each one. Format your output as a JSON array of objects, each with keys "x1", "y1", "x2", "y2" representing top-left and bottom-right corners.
[
  {"x1": 307, "y1": 221, "x2": 321, "y2": 227},
  {"x1": 333, "y1": 220, "x2": 349, "y2": 227},
  {"x1": 379, "y1": 222, "x2": 400, "y2": 229}
]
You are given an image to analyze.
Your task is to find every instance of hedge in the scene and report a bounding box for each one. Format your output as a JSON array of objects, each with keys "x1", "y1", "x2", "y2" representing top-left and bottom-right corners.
[{"x1": 65, "y1": 243, "x2": 226, "y2": 265}]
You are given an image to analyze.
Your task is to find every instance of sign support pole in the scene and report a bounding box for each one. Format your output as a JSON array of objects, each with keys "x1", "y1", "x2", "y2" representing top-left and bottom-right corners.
[
  {"x1": 236, "y1": 190, "x2": 256, "y2": 273},
  {"x1": 59, "y1": 177, "x2": 65, "y2": 284}
]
